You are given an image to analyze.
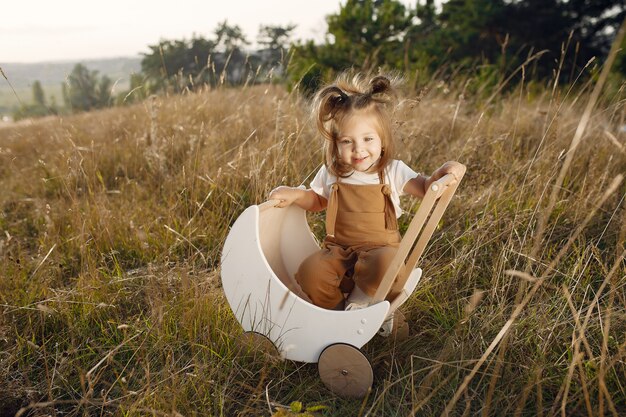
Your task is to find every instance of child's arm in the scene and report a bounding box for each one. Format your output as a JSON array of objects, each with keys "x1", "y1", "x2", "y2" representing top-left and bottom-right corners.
[
  {"x1": 269, "y1": 186, "x2": 328, "y2": 211},
  {"x1": 403, "y1": 161, "x2": 466, "y2": 198}
]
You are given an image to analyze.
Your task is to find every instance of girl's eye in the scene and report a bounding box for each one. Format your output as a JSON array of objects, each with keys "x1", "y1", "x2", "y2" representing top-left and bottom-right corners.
[
  {"x1": 364, "y1": 137, "x2": 373, "y2": 142},
  {"x1": 339, "y1": 139, "x2": 352, "y2": 145}
]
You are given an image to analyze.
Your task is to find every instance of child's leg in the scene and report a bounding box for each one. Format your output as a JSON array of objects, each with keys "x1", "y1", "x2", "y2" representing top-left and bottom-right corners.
[
  {"x1": 353, "y1": 245, "x2": 404, "y2": 300},
  {"x1": 345, "y1": 284, "x2": 372, "y2": 308},
  {"x1": 295, "y1": 245, "x2": 354, "y2": 309}
]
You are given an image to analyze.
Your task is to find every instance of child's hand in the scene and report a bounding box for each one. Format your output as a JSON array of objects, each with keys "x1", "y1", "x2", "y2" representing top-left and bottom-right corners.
[
  {"x1": 268, "y1": 187, "x2": 328, "y2": 211},
  {"x1": 269, "y1": 186, "x2": 301, "y2": 208},
  {"x1": 425, "y1": 161, "x2": 466, "y2": 189}
]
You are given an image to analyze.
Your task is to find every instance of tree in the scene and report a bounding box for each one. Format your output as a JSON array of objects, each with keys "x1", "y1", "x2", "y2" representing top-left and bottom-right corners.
[
  {"x1": 326, "y1": 0, "x2": 412, "y2": 69},
  {"x1": 63, "y1": 64, "x2": 113, "y2": 112},
  {"x1": 12, "y1": 80, "x2": 52, "y2": 120},
  {"x1": 505, "y1": 0, "x2": 626, "y2": 79},
  {"x1": 258, "y1": 24, "x2": 296, "y2": 51},
  {"x1": 213, "y1": 20, "x2": 252, "y2": 84},
  {"x1": 257, "y1": 24, "x2": 297, "y2": 78},
  {"x1": 98, "y1": 75, "x2": 112, "y2": 107},
  {"x1": 214, "y1": 20, "x2": 250, "y2": 53},
  {"x1": 141, "y1": 33, "x2": 255, "y2": 92},
  {"x1": 425, "y1": 0, "x2": 626, "y2": 80},
  {"x1": 32, "y1": 81, "x2": 46, "y2": 107},
  {"x1": 414, "y1": 0, "x2": 509, "y2": 68},
  {"x1": 289, "y1": 0, "x2": 412, "y2": 94},
  {"x1": 142, "y1": 39, "x2": 200, "y2": 92},
  {"x1": 289, "y1": 0, "x2": 626, "y2": 93},
  {"x1": 64, "y1": 64, "x2": 98, "y2": 111},
  {"x1": 120, "y1": 72, "x2": 150, "y2": 104},
  {"x1": 416, "y1": 0, "x2": 437, "y2": 28},
  {"x1": 142, "y1": 37, "x2": 215, "y2": 92}
]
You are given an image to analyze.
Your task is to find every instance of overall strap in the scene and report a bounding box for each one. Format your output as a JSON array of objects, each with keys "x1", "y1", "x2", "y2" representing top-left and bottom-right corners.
[
  {"x1": 379, "y1": 171, "x2": 397, "y2": 231},
  {"x1": 325, "y1": 183, "x2": 339, "y2": 237}
]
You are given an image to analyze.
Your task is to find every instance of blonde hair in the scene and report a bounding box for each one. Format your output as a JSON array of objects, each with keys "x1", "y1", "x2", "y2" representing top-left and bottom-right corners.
[{"x1": 313, "y1": 73, "x2": 400, "y2": 177}]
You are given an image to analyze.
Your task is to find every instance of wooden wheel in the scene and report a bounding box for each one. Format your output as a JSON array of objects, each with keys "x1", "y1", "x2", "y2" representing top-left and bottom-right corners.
[
  {"x1": 237, "y1": 331, "x2": 279, "y2": 359},
  {"x1": 318, "y1": 343, "x2": 373, "y2": 399}
]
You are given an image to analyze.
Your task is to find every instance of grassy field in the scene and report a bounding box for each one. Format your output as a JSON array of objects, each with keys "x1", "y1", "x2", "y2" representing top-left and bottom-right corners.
[{"x1": 0, "y1": 71, "x2": 624, "y2": 416}]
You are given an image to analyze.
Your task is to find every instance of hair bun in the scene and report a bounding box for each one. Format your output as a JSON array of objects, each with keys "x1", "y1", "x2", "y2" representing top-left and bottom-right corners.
[
  {"x1": 370, "y1": 76, "x2": 391, "y2": 95},
  {"x1": 325, "y1": 87, "x2": 349, "y2": 111}
]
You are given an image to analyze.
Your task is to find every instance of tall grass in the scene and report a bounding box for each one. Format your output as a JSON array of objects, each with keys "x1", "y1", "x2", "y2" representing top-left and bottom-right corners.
[{"x1": 0, "y1": 63, "x2": 624, "y2": 416}]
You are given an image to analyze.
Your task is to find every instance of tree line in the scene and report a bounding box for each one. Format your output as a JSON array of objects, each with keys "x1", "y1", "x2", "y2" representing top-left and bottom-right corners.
[
  {"x1": 13, "y1": 20, "x2": 293, "y2": 120},
  {"x1": 291, "y1": 0, "x2": 625, "y2": 94},
  {"x1": 14, "y1": 0, "x2": 625, "y2": 120}
]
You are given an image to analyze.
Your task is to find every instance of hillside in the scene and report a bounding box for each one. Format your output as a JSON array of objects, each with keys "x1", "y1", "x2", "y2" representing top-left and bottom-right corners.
[
  {"x1": 0, "y1": 56, "x2": 141, "y2": 115},
  {"x1": 0, "y1": 81, "x2": 624, "y2": 416}
]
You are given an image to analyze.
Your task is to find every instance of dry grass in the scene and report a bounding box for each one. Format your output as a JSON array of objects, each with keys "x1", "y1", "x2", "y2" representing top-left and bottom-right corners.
[{"x1": 0, "y1": 71, "x2": 624, "y2": 417}]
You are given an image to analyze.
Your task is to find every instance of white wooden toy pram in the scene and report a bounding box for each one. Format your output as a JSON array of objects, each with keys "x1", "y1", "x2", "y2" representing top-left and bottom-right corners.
[{"x1": 221, "y1": 170, "x2": 465, "y2": 398}]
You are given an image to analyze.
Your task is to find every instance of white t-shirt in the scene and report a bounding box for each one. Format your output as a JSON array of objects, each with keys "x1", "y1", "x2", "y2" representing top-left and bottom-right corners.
[{"x1": 310, "y1": 160, "x2": 419, "y2": 218}]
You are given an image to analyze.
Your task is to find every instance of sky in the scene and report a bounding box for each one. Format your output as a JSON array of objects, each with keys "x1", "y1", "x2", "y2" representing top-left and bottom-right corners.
[{"x1": 2, "y1": 0, "x2": 349, "y2": 63}]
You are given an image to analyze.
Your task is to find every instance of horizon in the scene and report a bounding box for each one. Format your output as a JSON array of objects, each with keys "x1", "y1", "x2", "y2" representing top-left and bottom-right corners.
[{"x1": 2, "y1": 55, "x2": 142, "y2": 66}]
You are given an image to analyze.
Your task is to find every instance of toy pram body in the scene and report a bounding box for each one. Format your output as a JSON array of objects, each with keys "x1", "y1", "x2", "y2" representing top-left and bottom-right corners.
[
  {"x1": 220, "y1": 171, "x2": 464, "y2": 397},
  {"x1": 221, "y1": 200, "x2": 423, "y2": 363}
]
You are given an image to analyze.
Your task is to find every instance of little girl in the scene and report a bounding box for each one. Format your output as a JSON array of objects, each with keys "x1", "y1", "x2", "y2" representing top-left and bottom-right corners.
[{"x1": 270, "y1": 73, "x2": 465, "y2": 313}]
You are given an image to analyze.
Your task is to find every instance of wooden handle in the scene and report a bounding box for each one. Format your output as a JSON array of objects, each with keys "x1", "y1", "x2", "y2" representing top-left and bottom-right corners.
[
  {"x1": 371, "y1": 168, "x2": 465, "y2": 304},
  {"x1": 429, "y1": 173, "x2": 458, "y2": 196}
]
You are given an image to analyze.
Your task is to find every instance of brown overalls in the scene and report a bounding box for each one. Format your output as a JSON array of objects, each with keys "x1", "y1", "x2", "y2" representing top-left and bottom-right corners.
[{"x1": 295, "y1": 174, "x2": 404, "y2": 309}]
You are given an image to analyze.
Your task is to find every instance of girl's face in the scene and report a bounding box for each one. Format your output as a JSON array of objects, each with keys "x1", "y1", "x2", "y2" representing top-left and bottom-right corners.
[{"x1": 336, "y1": 110, "x2": 383, "y2": 173}]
